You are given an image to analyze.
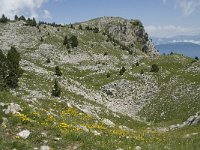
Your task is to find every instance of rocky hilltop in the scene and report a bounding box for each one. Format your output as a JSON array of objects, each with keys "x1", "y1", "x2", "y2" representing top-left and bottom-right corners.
[
  {"x1": 0, "y1": 17, "x2": 200, "y2": 149},
  {"x1": 81, "y1": 17, "x2": 158, "y2": 55}
]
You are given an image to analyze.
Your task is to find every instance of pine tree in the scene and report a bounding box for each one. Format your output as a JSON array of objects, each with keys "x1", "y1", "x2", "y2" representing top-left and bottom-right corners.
[
  {"x1": 0, "y1": 50, "x2": 7, "y2": 90},
  {"x1": 69, "y1": 24, "x2": 74, "y2": 29},
  {"x1": 69, "y1": 35, "x2": 78, "y2": 48},
  {"x1": 14, "y1": 15, "x2": 19, "y2": 21},
  {"x1": 93, "y1": 27, "x2": 99, "y2": 33},
  {"x1": 55, "y1": 66, "x2": 62, "y2": 76},
  {"x1": 32, "y1": 17, "x2": 37, "y2": 26},
  {"x1": 6, "y1": 47, "x2": 21, "y2": 88},
  {"x1": 0, "y1": 14, "x2": 8, "y2": 23},
  {"x1": 19, "y1": 15, "x2": 26, "y2": 21},
  {"x1": 119, "y1": 66, "x2": 126, "y2": 75},
  {"x1": 63, "y1": 35, "x2": 68, "y2": 45},
  {"x1": 195, "y1": 56, "x2": 199, "y2": 60},
  {"x1": 46, "y1": 58, "x2": 51, "y2": 63},
  {"x1": 78, "y1": 25, "x2": 83, "y2": 30},
  {"x1": 135, "y1": 62, "x2": 139, "y2": 66},
  {"x1": 140, "y1": 69, "x2": 144, "y2": 74},
  {"x1": 52, "y1": 79, "x2": 61, "y2": 97}
]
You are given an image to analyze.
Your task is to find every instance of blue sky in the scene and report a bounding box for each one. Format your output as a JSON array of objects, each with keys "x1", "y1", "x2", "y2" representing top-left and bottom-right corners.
[{"x1": 0, "y1": 0, "x2": 200, "y2": 37}]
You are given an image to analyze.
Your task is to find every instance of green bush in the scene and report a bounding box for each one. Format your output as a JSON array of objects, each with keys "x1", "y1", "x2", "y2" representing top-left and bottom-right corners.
[
  {"x1": 46, "y1": 58, "x2": 51, "y2": 63},
  {"x1": 78, "y1": 25, "x2": 83, "y2": 30},
  {"x1": 106, "y1": 72, "x2": 111, "y2": 78},
  {"x1": 150, "y1": 64, "x2": 159, "y2": 73}
]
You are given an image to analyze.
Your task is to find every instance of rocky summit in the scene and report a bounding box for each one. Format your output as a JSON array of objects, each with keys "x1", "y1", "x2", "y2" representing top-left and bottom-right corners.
[{"x1": 0, "y1": 17, "x2": 200, "y2": 150}]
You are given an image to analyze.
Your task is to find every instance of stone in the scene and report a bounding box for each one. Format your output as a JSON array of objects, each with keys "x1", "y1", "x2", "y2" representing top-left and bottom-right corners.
[
  {"x1": 54, "y1": 137, "x2": 62, "y2": 141},
  {"x1": 91, "y1": 130, "x2": 101, "y2": 136},
  {"x1": 76, "y1": 125, "x2": 89, "y2": 132},
  {"x1": 119, "y1": 125, "x2": 134, "y2": 132},
  {"x1": 135, "y1": 146, "x2": 142, "y2": 150},
  {"x1": 17, "y1": 130, "x2": 31, "y2": 139},
  {"x1": 4, "y1": 103, "x2": 22, "y2": 114},
  {"x1": 185, "y1": 112, "x2": 200, "y2": 126},
  {"x1": 0, "y1": 102, "x2": 5, "y2": 107},
  {"x1": 191, "y1": 116, "x2": 200, "y2": 125},
  {"x1": 40, "y1": 146, "x2": 50, "y2": 150},
  {"x1": 102, "y1": 119, "x2": 115, "y2": 127}
]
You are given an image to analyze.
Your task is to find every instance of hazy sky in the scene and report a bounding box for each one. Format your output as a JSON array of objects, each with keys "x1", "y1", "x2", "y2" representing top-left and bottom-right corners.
[{"x1": 0, "y1": 0, "x2": 200, "y2": 37}]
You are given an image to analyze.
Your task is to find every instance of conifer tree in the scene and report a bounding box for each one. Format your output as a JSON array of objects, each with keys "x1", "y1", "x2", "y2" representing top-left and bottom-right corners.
[
  {"x1": 0, "y1": 14, "x2": 8, "y2": 23},
  {"x1": 19, "y1": 15, "x2": 26, "y2": 21},
  {"x1": 6, "y1": 47, "x2": 21, "y2": 88},
  {"x1": 52, "y1": 79, "x2": 61, "y2": 97},
  {"x1": 69, "y1": 35, "x2": 78, "y2": 48},
  {"x1": 32, "y1": 17, "x2": 37, "y2": 26},
  {"x1": 0, "y1": 50, "x2": 7, "y2": 90},
  {"x1": 55, "y1": 66, "x2": 62, "y2": 76},
  {"x1": 14, "y1": 15, "x2": 19, "y2": 21},
  {"x1": 119, "y1": 66, "x2": 126, "y2": 75},
  {"x1": 46, "y1": 58, "x2": 51, "y2": 63},
  {"x1": 63, "y1": 35, "x2": 68, "y2": 45}
]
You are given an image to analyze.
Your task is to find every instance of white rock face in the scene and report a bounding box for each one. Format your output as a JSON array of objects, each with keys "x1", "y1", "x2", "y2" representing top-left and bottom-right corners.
[
  {"x1": 76, "y1": 125, "x2": 89, "y2": 132},
  {"x1": 4, "y1": 103, "x2": 22, "y2": 114},
  {"x1": 17, "y1": 130, "x2": 31, "y2": 139},
  {"x1": 135, "y1": 146, "x2": 142, "y2": 150},
  {"x1": 102, "y1": 119, "x2": 115, "y2": 127},
  {"x1": 40, "y1": 146, "x2": 50, "y2": 150},
  {"x1": 91, "y1": 130, "x2": 101, "y2": 136}
]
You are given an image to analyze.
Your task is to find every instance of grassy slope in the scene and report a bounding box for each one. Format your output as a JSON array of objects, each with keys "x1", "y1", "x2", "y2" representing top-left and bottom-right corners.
[{"x1": 0, "y1": 21, "x2": 200, "y2": 149}]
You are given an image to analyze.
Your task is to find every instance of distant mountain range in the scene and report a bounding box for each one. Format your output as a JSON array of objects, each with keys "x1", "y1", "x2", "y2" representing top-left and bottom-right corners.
[
  {"x1": 152, "y1": 34, "x2": 200, "y2": 45},
  {"x1": 152, "y1": 35, "x2": 200, "y2": 58}
]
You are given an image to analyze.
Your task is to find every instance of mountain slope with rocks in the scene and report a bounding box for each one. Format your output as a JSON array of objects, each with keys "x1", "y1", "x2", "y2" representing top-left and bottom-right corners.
[{"x1": 0, "y1": 17, "x2": 200, "y2": 150}]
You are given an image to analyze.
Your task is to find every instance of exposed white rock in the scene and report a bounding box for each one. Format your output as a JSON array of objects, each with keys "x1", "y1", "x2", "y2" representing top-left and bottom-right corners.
[
  {"x1": 91, "y1": 130, "x2": 101, "y2": 136},
  {"x1": 119, "y1": 125, "x2": 134, "y2": 132},
  {"x1": 102, "y1": 119, "x2": 115, "y2": 127},
  {"x1": 76, "y1": 125, "x2": 89, "y2": 132},
  {"x1": 4, "y1": 103, "x2": 22, "y2": 114},
  {"x1": 136, "y1": 146, "x2": 142, "y2": 150},
  {"x1": 40, "y1": 146, "x2": 50, "y2": 150},
  {"x1": 17, "y1": 130, "x2": 31, "y2": 139}
]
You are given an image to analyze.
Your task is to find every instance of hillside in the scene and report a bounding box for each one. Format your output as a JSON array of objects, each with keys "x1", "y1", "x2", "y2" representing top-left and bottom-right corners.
[{"x1": 0, "y1": 17, "x2": 200, "y2": 150}]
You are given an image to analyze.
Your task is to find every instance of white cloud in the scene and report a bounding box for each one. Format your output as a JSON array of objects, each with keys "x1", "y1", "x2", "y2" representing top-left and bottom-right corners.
[
  {"x1": 43, "y1": 9, "x2": 52, "y2": 19},
  {"x1": 162, "y1": 0, "x2": 200, "y2": 16},
  {"x1": 0, "y1": 0, "x2": 48, "y2": 19},
  {"x1": 172, "y1": 40, "x2": 200, "y2": 44},
  {"x1": 145, "y1": 25, "x2": 200, "y2": 37},
  {"x1": 176, "y1": 0, "x2": 200, "y2": 16}
]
